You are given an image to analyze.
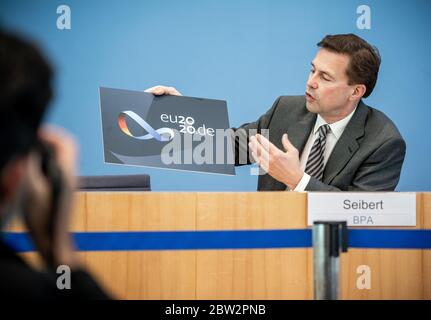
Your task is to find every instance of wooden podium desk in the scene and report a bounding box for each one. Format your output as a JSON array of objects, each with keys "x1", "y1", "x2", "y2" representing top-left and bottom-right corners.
[{"x1": 14, "y1": 192, "x2": 431, "y2": 299}]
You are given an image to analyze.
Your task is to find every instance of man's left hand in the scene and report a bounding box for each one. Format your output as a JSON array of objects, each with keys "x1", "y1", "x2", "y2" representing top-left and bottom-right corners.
[{"x1": 249, "y1": 133, "x2": 304, "y2": 190}]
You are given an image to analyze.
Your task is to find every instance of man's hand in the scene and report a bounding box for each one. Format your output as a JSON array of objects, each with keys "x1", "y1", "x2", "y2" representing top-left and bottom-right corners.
[
  {"x1": 22, "y1": 126, "x2": 79, "y2": 269},
  {"x1": 144, "y1": 85, "x2": 182, "y2": 96},
  {"x1": 249, "y1": 133, "x2": 304, "y2": 190}
]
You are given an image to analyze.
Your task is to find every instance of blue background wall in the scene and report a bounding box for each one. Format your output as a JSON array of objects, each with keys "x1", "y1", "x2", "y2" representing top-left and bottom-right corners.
[{"x1": 1, "y1": 0, "x2": 430, "y2": 191}]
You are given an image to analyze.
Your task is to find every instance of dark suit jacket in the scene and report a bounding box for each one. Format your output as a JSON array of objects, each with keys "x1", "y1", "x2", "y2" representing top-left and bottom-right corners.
[
  {"x1": 0, "y1": 239, "x2": 110, "y2": 300},
  {"x1": 232, "y1": 96, "x2": 406, "y2": 191}
]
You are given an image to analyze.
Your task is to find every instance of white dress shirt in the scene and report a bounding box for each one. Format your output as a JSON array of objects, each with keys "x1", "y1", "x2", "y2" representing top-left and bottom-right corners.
[{"x1": 293, "y1": 108, "x2": 357, "y2": 191}]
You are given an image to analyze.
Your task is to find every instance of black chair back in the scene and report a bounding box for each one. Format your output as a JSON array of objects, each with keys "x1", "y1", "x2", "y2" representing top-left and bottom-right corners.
[{"x1": 78, "y1": 175, "x2": 151, "y2": 191}]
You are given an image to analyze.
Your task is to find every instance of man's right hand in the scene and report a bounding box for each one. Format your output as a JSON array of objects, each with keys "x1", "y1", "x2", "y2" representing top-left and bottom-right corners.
[{"x1": 144, "y1": 85, "x2": 182, "y2": 96}]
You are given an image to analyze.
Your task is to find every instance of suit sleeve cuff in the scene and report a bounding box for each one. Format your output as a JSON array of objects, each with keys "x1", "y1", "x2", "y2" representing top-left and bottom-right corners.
[{"x1": 293, "y1": 173, "x2": 310, "y2": 192}]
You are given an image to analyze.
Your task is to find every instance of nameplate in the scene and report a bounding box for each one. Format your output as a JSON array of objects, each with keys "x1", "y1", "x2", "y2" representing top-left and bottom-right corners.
[{"x1": 307, "y1": 193, "x2": 416, "y2": 226}]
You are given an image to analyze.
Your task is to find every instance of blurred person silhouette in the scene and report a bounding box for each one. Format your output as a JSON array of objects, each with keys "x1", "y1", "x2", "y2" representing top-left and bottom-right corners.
[{"x1": 0, "y1": 29, "x2": 110, "y2": 300}]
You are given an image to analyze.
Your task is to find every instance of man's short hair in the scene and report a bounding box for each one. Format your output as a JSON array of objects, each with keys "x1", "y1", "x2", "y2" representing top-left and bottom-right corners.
[
  {"x1": 317, "y1": 34, "x2": 381, "y2": 98},
  {"x1": 0, "y1": 30, "x2": 52, "y2": 172}
]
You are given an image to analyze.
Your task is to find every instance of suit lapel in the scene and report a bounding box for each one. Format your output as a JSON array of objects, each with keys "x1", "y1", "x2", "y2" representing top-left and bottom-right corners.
[
  {"x1": 323, "y1": 101, "x2": 368, "y2": 184},
  {"x1": 288, "y1": 112, "x2": 317, "y2": 156}
]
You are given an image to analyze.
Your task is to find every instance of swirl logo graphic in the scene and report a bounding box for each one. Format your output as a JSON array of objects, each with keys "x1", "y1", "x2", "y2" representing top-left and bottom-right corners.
[{"x1": 118, "y1": 111, "x2": 175, "y2": 142}]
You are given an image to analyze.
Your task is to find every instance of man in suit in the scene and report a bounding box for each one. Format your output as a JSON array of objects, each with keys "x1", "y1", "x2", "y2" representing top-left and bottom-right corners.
[
  {"x1": 0, "y1": 30, "x2": 110, "y2": 299},
  {"x1": 146, "y1": 33, "x2": 406, "y2": 191}
]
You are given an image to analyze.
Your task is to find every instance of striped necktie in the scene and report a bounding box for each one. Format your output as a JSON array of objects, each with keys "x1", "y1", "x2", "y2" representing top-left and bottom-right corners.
[{"x1": 305, "y1": 124, "x2": 330, "y2": 181}]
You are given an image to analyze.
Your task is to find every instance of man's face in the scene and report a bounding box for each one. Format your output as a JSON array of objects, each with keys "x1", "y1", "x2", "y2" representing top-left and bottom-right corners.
[{"x1": 305, "y1": 48, "x2": 356, "y2": 120}]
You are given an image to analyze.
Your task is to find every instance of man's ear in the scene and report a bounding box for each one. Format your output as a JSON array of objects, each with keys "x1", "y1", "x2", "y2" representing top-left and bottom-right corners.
[
  {"x1": 0, "y1": 156, "x2": 28, "y2": 203},
  {"x1": 350, "y1": 84, "x2": 367, "y2": 101}
]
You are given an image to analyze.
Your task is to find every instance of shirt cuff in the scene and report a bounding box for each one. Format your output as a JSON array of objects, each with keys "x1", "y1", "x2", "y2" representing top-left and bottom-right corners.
[{"x1": 293, "y1": 173, "x2": 310, "y2": 192}]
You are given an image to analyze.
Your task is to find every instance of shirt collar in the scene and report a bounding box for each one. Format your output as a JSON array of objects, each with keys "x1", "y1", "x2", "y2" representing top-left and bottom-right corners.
[{"x1": 313, "y1": 107, "x2": 357, "y2": 139}]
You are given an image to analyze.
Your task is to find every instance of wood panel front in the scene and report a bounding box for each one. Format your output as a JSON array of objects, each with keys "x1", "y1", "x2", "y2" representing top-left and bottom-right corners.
[{"x1": 7, "y1": 192, "x2": 430, "y2": 299}]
